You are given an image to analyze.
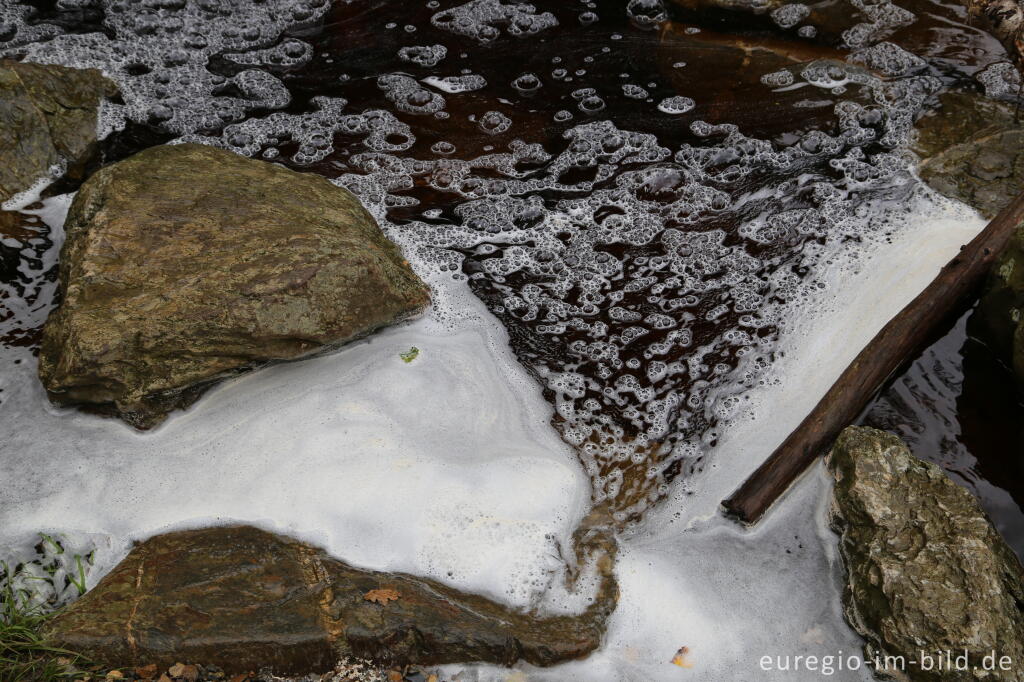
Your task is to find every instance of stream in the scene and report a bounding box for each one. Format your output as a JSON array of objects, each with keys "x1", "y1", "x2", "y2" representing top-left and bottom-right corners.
[{"x1": 1, "y1": 0, "x2": 1022, "y2": 678}]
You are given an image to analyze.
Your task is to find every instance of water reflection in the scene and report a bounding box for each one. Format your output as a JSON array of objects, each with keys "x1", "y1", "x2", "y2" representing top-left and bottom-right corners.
[{"x1": 862, "y1": 307, "x2": 1024, "y2": 556}]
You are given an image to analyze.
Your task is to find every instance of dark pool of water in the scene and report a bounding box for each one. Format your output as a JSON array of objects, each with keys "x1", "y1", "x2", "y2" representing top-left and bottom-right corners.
[{"x1": 861, "y1": 303, "x2": 1024, "y2": 556}]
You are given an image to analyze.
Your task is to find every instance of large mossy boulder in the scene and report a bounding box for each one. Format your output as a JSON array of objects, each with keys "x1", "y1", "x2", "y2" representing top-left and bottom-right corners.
[
  {"x1": 39, "y1": 144, "x2": 430, "y2": 428},
  {"x1": 0, "y1": 60, "x2": 116, "y2": 203},
  {"x1": 46, "y1": 525, "x2": 615, "y2": 674},
  {"x1": 827, "y1": 426, "x2": 1024, "y2": 681}
]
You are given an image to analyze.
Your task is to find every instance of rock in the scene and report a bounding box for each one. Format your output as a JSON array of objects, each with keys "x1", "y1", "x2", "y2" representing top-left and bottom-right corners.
[
  {"x1": 919, "y1": 91, "x2": 1024, "y2": 387},
  {"x1": 0, "y1": 60, "x2": 116, "y2": 203},
  {"x1": 135, "y1": 663, "x2": 158, "y2": 679},
  {"x1": 827, "y1": 426, "x2": 1024, "y2": 681},
  {"x1": 38, "y1": 143, "x2": 430, "y2": 428},
  {"x1": 167, "y1": 663, "x2": 198, "y2": 681},
  {"x1": 914, "y1": 90, "x2": 1024, "y2": 219},
  {"x1": 46, "y1": 525, "x2": 616, "y2": 675},
  {"x1": 978, "y1": 223, "x2": 1024, "y2": 386}
]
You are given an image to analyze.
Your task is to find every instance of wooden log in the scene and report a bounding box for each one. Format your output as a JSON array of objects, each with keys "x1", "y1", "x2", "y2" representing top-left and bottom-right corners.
[{"x1": 722, "y1": 191, "x2": 1024, "y2": 524}]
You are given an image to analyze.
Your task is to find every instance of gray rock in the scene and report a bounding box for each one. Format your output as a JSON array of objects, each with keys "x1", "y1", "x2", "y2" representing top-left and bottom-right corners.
[
  {"x1": 0, "y1": 59, "x2": 116, "y2": 203},
  {"x1": 38, "y1": 143, "x2": 431, "y2": 429},
  {"x1": 827, "y1": 426, "x2": 1024, "y2": 681}
]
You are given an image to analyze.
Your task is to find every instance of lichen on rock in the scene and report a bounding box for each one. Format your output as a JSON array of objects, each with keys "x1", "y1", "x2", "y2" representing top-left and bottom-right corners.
[
  {"x1": 38, "y1": 143, "x2": 431, "y2": 428},
  {"x1": 827, "y1": 426, "x2": 1024, "y2": 681}
]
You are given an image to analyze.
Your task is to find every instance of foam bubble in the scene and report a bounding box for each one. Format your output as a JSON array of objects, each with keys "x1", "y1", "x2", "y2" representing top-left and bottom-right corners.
[
  {"x1": 657, "y1": 95, "x2": 695, "y2": 114},
  {"x1": 770, "y1": 3, "x2": 810, "y2": 29},
  {"x1": 398, "y1": 44, "x2": 448, "y2": 67},
  {"x1": 423, "y1": 73, "x2": 487, "y2": 93}
]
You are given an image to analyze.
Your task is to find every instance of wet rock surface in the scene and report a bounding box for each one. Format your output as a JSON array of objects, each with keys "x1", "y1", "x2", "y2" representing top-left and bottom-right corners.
[
  {"x1": 38, "y1": 144, "x2": 430, "y2": 429},
  {"x1": 914, "y1": 91, "x2": 1024, "y2": 219},
  {"x1": 979, "y1": 222, "x2": 1024, "y2": 386},
  {"x1": 827, "y1": 426, "x2": 1024, "y2": 681},
  {"x1": 46, "y1": 526, "x2": 616, "y2": 675},
  {"x1": 0, "y1": 59, "x2": 115, "y2": 203}
]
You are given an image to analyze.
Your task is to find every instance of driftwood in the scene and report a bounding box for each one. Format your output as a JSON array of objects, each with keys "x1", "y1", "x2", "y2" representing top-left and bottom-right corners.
[{"x1": 722, "y1": 191, "x2": 1024, "y2": 524}]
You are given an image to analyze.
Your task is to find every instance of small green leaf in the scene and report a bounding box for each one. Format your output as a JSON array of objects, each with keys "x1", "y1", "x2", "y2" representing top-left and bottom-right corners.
[{"x1": 399, "y1": 346, "x2": 419, "y2": 363}]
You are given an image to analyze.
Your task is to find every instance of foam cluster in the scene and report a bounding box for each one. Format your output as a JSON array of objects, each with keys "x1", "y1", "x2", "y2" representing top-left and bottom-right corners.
[
  {"x1": 430, "y1": 0, "x2": 557, "y2": 43},
  {"x1": 398, "y1": 44, "x2": 447, "y2": 67},
  {"x1": 769, "y1": 3, "x2": 810, "y2": 29},
  {"x1": 184, "y1": 99, "x2": 415, "y2": 165}
]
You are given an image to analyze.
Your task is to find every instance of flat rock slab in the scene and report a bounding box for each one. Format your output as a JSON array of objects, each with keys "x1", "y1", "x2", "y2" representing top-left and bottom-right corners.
[
  {"x1": 828, "y1": 426, "x2": 1024, "y2": 681},
  {"x1": 0, "y1": 59, "x2": 116, "y2": 202},
  {"x1": 46, "y1": 526, "x2": 613, "y2": 675},
  {"x1": 39, "y1": 143, "x2": 430, "y2": 428}
]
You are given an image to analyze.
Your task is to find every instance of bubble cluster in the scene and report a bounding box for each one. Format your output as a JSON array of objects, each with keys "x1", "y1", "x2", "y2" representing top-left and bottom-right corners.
[
  {"x1": 976, "y1": 61, "x2": 1022, "y2": 100},
  {"x1": 769, "y1": 3, "x2": 810, "y2": 29},
  {"x1": 184, "y1": 98, "x2": 415, "y2": 165},
  {"x1": 431, "y1": 0, "x2": 558, "y2": 43},
  {"x1": 398, "y1": 44, "x2": 448, "y2": 67},
  {"x1": 0, "y1": 532, "x2": 109, "y2": 613},
  {"x1": 657, "y1": 95, "x2": 695, "y2": 114},
  {"x1": 423, "y1": 73, "x2": 488, "y2": 93},
  {"x1": 378, "y1": 73, "x2": 447, "y2": 115},
  {"x1": 622, "y1": 83, "x2": 649, "y2": 99},
  {"x1": 841, "y1": 0, "x2": 915, "y2": 48},
  {"x1": 849, "y1": 41, "x2": 926, "y2": 77},
  {"x1": 626, "y1": 0, "x2": 668, "y2": 30},
  {"x1": 477, "y1": 110, "x2": 512, "y2": 134}
]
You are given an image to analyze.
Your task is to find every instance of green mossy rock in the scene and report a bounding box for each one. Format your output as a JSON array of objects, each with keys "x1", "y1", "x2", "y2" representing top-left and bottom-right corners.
[
  {"x1": 38, "y1": 143, "x2": 430, "y2": 428},
  {"x1": 0, "y1": 59, "x2": 116, "y2": 203},
  {"x1": 46, "y1": 526, "x2": 614, "y2": 674},
  {"x1": 828, "y1": 426, "x2": 1024, "y2": 682}
]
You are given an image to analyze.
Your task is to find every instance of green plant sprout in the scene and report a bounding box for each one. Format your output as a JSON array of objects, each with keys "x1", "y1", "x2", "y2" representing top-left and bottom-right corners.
[{"x1": 1, "y1": 562, "x2": 88, "y2": 681}]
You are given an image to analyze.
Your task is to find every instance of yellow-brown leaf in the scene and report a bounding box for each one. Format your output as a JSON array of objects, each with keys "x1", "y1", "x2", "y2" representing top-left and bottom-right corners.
[{"x1": 364, "y1": 588, "x2": 401, "y2": 605}]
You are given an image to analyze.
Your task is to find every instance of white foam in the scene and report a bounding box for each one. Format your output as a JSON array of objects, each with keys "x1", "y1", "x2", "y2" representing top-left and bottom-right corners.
[
  {"x1": 435, "y1": 187, "x2": 985, "y2": 681},
  {"x1": 0, "y1": 227, "x2": 590, "y2": 608}
]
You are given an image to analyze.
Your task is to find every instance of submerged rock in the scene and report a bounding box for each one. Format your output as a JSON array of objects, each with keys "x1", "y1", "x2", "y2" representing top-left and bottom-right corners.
[
  {"x1": 978, "y1": 223, "x2": 1024, "y2": 387},
  {"x1": 827, "y1": 426, "x2": 1024, "y2": 681},
  {"x1": 0, "y1": 60, "x2": 116, "y2": 203},
  {"x1": 914, "y1": 90, "x2": 1024, "y2": 219},
  {"x1": 46, "y1": 525, "x2": 616, "y2": 674},
  {"x1": 38, "y1": 143, "x2": 430, "y2": 428}
]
